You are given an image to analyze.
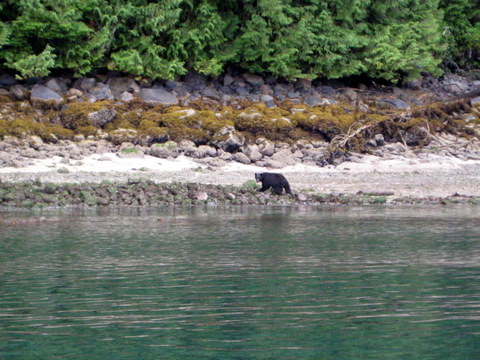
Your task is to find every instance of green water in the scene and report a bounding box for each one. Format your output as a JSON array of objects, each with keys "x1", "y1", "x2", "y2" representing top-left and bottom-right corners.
[{"x1": 1, "y1": 206, "x2": 479, "y2": 360}]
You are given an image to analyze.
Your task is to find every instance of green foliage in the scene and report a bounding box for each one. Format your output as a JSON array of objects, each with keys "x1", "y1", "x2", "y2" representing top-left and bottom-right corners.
[
  {"x1": 440, "y1": 0, "x2": 480, "y2": 68},
  {"x1": 0, "y1": 0, "x2": 476, "y2": 80},
  {"x1": 9, "y1": 44, "x2": 56, "y2": 79}
]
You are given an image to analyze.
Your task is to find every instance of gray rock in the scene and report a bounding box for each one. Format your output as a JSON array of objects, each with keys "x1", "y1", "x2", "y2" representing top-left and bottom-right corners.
[
  {"x1": 119, "y1": 91, "x2": 135, "y2": 102},
  {"x1": 376, "y1": 98, "x2": 410, "y2": 110},
  {"x1": 223, "y1": 74, "x2": 234, "y2": 86},
  {"x1": 10, "y1": 85, "x2": 27, "y2": 100},
  {"x1": 297, "y1": 193, "x2": 307, "y2": 201},
  {"x1": 0, "y1": 74, "x2": 16, "y2": 87},
  {"x1": 66, "y1": 88, "x2": 83, "y2": 98},
  {"x1": 304, "y1": 94, "x2": 330, "y2": 107},
  {"x1": 264, "y1": 159, "x2": 285, "y2": 169},
  {"x1": 202, "y1": 87, "x2": 220, "y2": 99},
  {"x1": 257, "y1": 140, "x2": 275, "y2": 157},
  {"x1": 107, "y1": 77, "x2": 140, "y2": 98},
  {"x1": 149, "y1": 143, "x2": 179, "y2": 158},
  {"x1": 243, "y1": 73, "x2": 264, "y2": 87},
  {"x1": 271, "y1": 149, "x2": 297, "y2": 166},
  {"x1": 138, "y1": 87, "x2": 178, "y2": 105},
  {"x1": 30, "y1": 85, "x2": 63, "y2": 105},
  {"x1": 243, "y1": 144, "x2": 263, "y2": 162},
  {"x1": 57, "y1": 167, "x2": 70, "y2": 174},
  {"x1": 89, "y1": 84, "x2": 113, "y2": 100},
  {"x1": 213, "y1": 126, "x2": 245, "y2": 152},
  {"x1": 74, "y1": 78, "x2": 97, "y2": 92},
  {"x1": 233, "y1": 152, "x2": 251, "y2": 164},
  {"x1": 45, "y1": 78, "x2": 68, "y2": 94},
  {"x1": 374, "y1": 134, "x2": 385, "y2": 146},
  {"x1": 87, "y1": 108, "x2": 117, "y2": 127},
  {"x1": 471, "y1": 97, "x2": 480, "y2": 108},
  {"x1": 184, "y1": 71, "x2": 207, "y2": 91},
  {"x1": 117, "y1": 148, "x2": 145, "y2": 158},
  {"x1": 195, "y1": 192, "x2": 208, "y2": 201}
]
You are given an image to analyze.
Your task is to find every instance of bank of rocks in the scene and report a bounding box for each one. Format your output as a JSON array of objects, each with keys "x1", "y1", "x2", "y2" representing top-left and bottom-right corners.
[{"x1": 0, "y1": 180, "x2": 478, "y2": 208}]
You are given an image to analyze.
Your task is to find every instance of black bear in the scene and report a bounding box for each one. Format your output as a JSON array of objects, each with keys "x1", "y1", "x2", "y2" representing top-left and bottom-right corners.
[{"x1": 254, "y1": 172, "x2": 292, "y2": 195}]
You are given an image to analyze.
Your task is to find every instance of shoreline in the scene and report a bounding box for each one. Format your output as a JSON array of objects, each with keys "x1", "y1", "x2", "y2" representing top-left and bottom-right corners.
[{"x1": 1, "y1": 149, "x2": 480, "y2": 208}]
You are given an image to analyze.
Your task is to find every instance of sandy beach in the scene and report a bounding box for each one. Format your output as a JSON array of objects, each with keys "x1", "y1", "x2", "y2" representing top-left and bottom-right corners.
[{"x1": 1, "y1": 151, "x2": 480, "y2": 199}]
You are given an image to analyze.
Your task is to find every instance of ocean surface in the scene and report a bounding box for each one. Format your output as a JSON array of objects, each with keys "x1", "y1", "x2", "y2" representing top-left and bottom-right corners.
[{"x1": 1, "y1": 206, "x2": 479, "y2": 359}]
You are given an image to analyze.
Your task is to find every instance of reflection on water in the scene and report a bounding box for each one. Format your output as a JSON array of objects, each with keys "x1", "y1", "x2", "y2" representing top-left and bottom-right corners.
[{"x1": 1, "y1": 206, "x2": 480, "y2": 359}]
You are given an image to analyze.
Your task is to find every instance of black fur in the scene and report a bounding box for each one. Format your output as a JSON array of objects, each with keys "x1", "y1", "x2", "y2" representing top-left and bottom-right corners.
[{"x1": 254, "y1": 172, "x2": 291, "y2": 195}]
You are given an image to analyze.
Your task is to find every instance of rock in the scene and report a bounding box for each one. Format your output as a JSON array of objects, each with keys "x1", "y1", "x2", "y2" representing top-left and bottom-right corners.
[
  {"x1": 45, "y1": 78, "x2": 68, "y2": 94},
  {"x1": 243, "y1": 144, "x2": 263, "y2": 162},
  {"x1": 297, "y1": 193, "x2": 307, "y2": 201},
  {"x1": 149, "y1": 142, "x2": 179, "y2": 158},
  {"x1": 257, "y1": 140, "x2": 275, "y2": 157},
  {"x1": 30, "y1": 85, "x2": 63, "y2": 105},
  {"x1": 213, "y1": 126, "x2": 245, "y2": 152},
  {"x1": 119, "y1": 91, "x2": 135, "y2": 102},
  {"x1": 10, "y1": 85, "x2": 27, "y2": 100},
  {"x1": 66, "y1": 88, "x2": 83, "y2": 98},
  {"x1": 264, "y1": 159, "x2": 285, "y2": 169},
  {"x1": 195, "y1": 192, "x2": 208, "y2": 201},
  {"x1": 471, "y1": 97, "x2": 480, "y2": 108},
  {"x1": 87, "y1": 108, "x2": 117, "y2": 127},
  {"x1": 184, "y1": 71, "x2": 207, "y2": 91},
  {"x1": 376, "y1": 98, "x2": 410, "y2": 110},
  {"x1": 0, "y1": 74, "x2": 16, "y2": 87},
  {"x1": 243, "y1": 73, "x2": 264, "y2": 87},
  {"x1": 304, "y1": 94, "x2": 330, "y2": 107},
  {"x1": 138, "y1": 87, "x2": 178, "y2": 105},
  {"x1": 57, "y1": 167, "x2": 70, "y2": 174},
  {"x1": 295, "y1": 78, "x2": 312, "y2": 90},
  {"x1": 442, "y1": 74, "x2": 470, "y2": 95},
  {"x1": 233, "y1": 152, "x2": 251, "y2": 164},
  {"x1": 26, "y1": 135, "x2": 44, "y2": 150},
  {"x1": 223, "y1": 74, "x2": 234, "y2": 86},
  {"x1": 202, "y1": 87, "x2": 220, "y2": 99},
  {"x1": 74, "y1": 78, "x2": 97, "y2": 92},
  {"x1": 271, "y1": 149, "x2": 297, "y2": 166},
  {"x1": 107, "y1": 77, "x2": 141, "y2": 98},
  {"x1": 374, "y1": 134, "x2": 385, "y2": 146},
  {"x1": 342, "y1": 88, "x2": 358, "y2": 101},
  {"x1": 117, "y1": 148, "x2": 145, "y2": 158},
  {"x1": 89, "y1": 83, "x2": 113, "y2": 101}
]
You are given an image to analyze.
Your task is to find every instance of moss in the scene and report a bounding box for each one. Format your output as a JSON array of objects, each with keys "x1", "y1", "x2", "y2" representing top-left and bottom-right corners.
[{"x1": 62, "y1": 101, "x2": 115, "y2": 129}]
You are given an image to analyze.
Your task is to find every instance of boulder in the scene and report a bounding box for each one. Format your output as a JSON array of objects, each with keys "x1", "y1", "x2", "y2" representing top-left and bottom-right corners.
[
  {"x1": 233, "y1": 152, "x2": 251, "y2": 164},
  {"x1": 471, "y1": 97, "x2": 480, "y2": 108},
  {"x1": 117, "y1": 148, "x2": 145, "y2": 159},
  {"x1": 304, "y1": 94, "x2": 331, "y2": 107},
  {"x1": 138, "y1": 87, "x2": 178, "y2": 105},
  {"x1": 184, "y1": 71, "x2": 207, "y2": 91},
  {"x1": 243, "y1": 73, "x2": 264, "y2": 87},
  {"x1": 376, "y1": 98, "x2": 410, "y2": 110},
  {"x1": 45, "y1": 78, "x2": 68, "y2": 94},
  {"x1": 119, "y1": 91, "x2": 135, "y2": 102},
  {"x1": 243, "y1": 144, "x2": 263, "y2": 162},
  {"x1": 107, "y1": 77, "x2": 140, "y2": 98},
  {"x1": 10, "y1": 85, "x2": 27, "y2": 100},
  {"x1": 257, "y1": 140, "x2": 275, "y2": 157},
  {"x1": 87, "y1": 108, "x2": 117, "y2": 127},
  {"x1": 89, "y1": 83, "x2": 113, "y2": 101},
  {"x1": 74, "y1": 78, "x2": 97, "y2": 92},
  {"x1": 149, "y1": 142, "x2": 179, "y2": 158},
  {"x1": 30, "y1": 85, "x2": 63, "y2": 105},
  {"x1": 271, "y1": 149, "x2": 297, "y2": 166},
  {"x1": 0, "y1": 74, "x2": 16, "y2": 87},
  {"x1": 213, "y1": 126, "x2": 245, "y2": 152}
]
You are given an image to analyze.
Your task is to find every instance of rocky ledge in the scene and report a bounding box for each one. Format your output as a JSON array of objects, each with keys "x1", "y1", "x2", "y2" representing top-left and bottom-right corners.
[{"x1": 0, "y1": 180, "x2": 478, "y2": 209}]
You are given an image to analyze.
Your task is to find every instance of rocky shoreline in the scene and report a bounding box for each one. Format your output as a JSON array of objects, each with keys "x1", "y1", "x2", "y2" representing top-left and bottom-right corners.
[{"x1": 1, "y1": 71, "x2": 480, "y2": 208}]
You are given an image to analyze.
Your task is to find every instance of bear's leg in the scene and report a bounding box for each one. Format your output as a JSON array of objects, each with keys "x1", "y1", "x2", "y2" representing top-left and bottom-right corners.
[
  {"x1": 273, "y1": 185, "x2": 283, "y2": 195},
  {"x1": 259, "y1": 184, "x2": 270, "y2": 192}
]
